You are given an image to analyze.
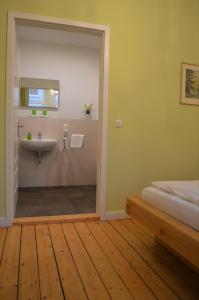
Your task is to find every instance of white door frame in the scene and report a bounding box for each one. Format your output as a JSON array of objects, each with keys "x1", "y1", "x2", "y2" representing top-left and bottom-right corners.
[{"x1": 6, "y1": 11, "x2": 109, "y2": 224}]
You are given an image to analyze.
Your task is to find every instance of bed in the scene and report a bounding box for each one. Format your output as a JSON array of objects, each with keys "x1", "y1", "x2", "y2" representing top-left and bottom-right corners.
[{"x1": 126, "y1": 181, "x2": 199, "y2": 271}]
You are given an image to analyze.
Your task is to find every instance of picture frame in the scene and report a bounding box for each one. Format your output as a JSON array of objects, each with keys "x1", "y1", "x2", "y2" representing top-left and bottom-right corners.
[{"x1": 181, "y1": 63, "x2": 199, "y2": 105}]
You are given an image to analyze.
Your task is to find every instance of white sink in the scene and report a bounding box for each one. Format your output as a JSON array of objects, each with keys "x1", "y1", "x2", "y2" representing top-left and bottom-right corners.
[{"x1": 21, "y1": 138, "x2": 57, "y2": 152}]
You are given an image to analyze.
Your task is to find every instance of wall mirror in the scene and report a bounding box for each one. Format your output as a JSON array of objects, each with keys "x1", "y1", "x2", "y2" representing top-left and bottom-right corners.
[{"x1": 20, "y1": 77, "x2": 59, "y2": 108}]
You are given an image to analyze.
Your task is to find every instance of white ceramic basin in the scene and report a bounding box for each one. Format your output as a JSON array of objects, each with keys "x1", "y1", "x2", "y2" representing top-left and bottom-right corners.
[{"x1": 21, "y1": 138, "x2": 57, "y2": 152}]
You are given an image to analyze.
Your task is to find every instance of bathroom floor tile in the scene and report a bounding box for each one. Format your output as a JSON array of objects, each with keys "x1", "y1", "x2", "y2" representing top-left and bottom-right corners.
[{"x1": 15, "y1": 185, "x2": 96, "y2": 217}]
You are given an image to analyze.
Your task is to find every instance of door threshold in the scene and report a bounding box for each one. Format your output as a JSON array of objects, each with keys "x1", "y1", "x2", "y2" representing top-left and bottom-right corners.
[{"x1": 13, "y1": 213, "x2": 99, "y2": 225}]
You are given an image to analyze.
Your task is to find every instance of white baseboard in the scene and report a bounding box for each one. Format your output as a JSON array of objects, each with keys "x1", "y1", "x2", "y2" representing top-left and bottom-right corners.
[
  {"x1": 102, "y1": 210, "x2": 131, "y2": 220},
  {"x1": 0, "y1": 217, "x2": 11, "y2": 227}
]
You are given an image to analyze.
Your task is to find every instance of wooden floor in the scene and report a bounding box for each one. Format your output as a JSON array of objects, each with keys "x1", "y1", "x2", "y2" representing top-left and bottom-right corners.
[{"x1": 0, "y1": 220, "x2": 198, "y2": 300}]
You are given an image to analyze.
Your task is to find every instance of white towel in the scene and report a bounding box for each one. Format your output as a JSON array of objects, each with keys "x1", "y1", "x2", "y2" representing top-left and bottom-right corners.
[{"x1": 70, "y1": 134, "x2": 85, "y2": 148}]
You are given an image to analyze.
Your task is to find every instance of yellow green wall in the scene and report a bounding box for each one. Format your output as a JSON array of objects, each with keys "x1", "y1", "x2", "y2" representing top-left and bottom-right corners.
[{"x1": 1, "y1": 0, "x2": 199, "y2": 215}]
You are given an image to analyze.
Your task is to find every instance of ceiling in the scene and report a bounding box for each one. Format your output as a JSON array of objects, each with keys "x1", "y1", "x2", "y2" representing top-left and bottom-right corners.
[{"x1": 16, "y1": 25, "x2": 102, "y2": 49}]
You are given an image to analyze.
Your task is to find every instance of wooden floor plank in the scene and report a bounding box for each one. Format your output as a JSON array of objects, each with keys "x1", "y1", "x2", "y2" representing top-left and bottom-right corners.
[
  {"x1": 48, "y1": 223, "x2": 87, "y2": 300},
  {"x1": 123, "y1": 219, "x2": 199, "y2": 292},
  {"x1": 18, "y1": 225, "x2": 40, "y2": 300},
  {"x1": 0, "y1": 226, "x2": 21, "y2": 300},
  {"x1": 0, "y1": 228, "x2": 7, "y2": 263},
  {"x1": 111, "y1": 220, "x2": 199, "y2": 300},
  {"x1": 36, "y1": 225, "x2": 64, "y2": 300},
  {"x1": 99, "y1": 221, "x2": 178, "y2": 300},
  {"x1": 0, "y1": 219, "x2": 198, "y2": 299},
  {"x1": 62, "y1": 222, "x2": 110, "y2": 300},
  {"x1": 75, "y1": 222, "x2": 133, "y2": 300},
  {"x1": 87, "y1": 221, "x2": 156, "y2": 300}
]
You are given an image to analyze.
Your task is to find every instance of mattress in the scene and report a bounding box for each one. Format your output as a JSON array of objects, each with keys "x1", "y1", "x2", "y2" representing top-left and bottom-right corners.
[{"x1": 141, "y1": 187, "x2": 199, "y2": 231}]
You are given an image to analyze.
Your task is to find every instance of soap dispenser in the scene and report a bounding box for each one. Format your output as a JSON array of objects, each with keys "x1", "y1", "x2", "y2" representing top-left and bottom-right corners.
[{"x1": 27, "y1": 132, "x2": 32, "y2": 140}]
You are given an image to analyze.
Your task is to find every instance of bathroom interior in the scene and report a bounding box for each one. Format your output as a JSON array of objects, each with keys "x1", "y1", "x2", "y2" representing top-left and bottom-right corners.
[{"x1": 15, "y1": 23, "x2": 101, "y2": 218}]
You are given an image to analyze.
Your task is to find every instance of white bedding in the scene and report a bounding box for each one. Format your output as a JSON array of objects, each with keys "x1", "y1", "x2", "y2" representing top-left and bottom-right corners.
[
  {"x1": 152, "y1": 180, "x2": 199, "y2": 206},
  {"x1": 141, "y1": 187, "x2": 199, "y2": 231}
]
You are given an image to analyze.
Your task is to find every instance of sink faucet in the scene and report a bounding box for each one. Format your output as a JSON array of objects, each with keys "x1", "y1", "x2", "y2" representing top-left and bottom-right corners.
[{"x1": 38, "y1": 132, "x2": 42, "y2": 140}]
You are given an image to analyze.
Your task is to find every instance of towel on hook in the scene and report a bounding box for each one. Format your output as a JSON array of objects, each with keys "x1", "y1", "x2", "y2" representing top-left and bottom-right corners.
[{"x1": 70, "y1": 134, "x2": 85, "y2": 148}]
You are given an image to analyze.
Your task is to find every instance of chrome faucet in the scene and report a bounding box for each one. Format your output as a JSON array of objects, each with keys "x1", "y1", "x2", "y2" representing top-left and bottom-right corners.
[{"x1": 38, "y1": 132, "x2": 42, "y2": 140}]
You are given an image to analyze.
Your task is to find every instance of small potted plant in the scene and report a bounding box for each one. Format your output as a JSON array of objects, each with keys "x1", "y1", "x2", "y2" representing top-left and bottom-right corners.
[{"x1": 84, "y1": 103, "x2": 93, "y2": 118}]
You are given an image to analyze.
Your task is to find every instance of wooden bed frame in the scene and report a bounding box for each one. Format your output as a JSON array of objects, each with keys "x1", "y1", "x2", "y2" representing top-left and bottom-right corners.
[{"x1": 126, "y1": 197, "x2": 199, "y2": 272}]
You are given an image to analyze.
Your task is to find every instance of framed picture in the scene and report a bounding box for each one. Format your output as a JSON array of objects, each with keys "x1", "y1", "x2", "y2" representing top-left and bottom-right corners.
[{"x1": 181, "y1": 63, "x2": 199, "y2": 105}]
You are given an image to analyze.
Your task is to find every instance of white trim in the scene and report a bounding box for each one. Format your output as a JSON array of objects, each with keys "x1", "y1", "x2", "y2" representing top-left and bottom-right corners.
[
  {"x1": 10, "y1": 11, "x2": 108, "y2": 32},
  {"x1": 103, "y1": 211, "x2": 131, "y2": 220},
  {"x1": 6, "y1": 12, "x2": 16, "y2": 224},
  {"x1": 96, "y1": 27, "x2": 109, "y2": 218},
  {"x1": 6, "y1": 11, "x2": 109, "y2": 223},
  {"x1": 0, "y1": 217, "x2": 11, "y2": 227}
]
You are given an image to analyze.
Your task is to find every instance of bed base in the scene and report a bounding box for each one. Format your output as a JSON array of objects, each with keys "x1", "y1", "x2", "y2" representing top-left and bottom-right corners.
[{"x1": 126, "y1": 197, "x2": 199, "y2": 272}]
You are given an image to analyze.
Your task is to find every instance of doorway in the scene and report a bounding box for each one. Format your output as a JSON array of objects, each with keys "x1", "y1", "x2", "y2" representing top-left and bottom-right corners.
[{"x1": 6, "y1": 12, "x2": 109, "y2": 224}]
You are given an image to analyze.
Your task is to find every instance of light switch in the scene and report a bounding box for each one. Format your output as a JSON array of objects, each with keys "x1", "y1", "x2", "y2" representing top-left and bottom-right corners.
[{"x1": 115, "y1": 119, "x2": 122, "y2": 128}]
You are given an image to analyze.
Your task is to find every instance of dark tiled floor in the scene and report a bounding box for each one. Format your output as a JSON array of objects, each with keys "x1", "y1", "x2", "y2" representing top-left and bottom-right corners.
[{"x1": 15, "y1": 185, "x2": 96, "y2": 217}]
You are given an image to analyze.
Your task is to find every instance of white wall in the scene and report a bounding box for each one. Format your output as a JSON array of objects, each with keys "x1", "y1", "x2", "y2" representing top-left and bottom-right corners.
[{"x1": 17, "y1": 40, "x2": 100, "y2": 119}]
